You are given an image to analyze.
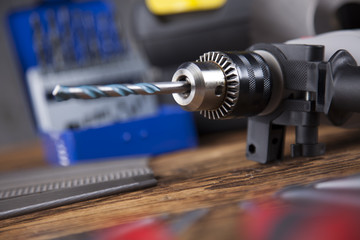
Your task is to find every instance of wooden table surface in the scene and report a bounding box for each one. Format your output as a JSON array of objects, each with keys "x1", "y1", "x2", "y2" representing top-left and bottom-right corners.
[{"x1": 1, "y1": 126, "x2": 360, "y2": 239}]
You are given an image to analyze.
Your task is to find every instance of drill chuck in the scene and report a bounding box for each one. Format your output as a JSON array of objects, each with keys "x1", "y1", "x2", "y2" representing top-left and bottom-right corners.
[{"x1": 172, "y1": 51, "x2": 273, "y2": 119}]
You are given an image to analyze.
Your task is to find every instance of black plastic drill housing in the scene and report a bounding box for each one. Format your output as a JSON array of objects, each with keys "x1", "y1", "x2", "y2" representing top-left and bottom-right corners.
[{"x1": 244, "y1": 43, "x2": 360, "y2": 164}]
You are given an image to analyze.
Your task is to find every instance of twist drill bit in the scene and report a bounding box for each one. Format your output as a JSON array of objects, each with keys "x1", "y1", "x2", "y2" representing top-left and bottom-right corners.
[{"x1": 52, "y1": 82, "x2": 190, "y2": 101}]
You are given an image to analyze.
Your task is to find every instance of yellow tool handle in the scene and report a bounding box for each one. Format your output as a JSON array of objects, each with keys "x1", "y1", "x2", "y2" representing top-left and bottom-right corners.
[{"x1": 145, "y1": 0, "x2": 227, "y2": 15}]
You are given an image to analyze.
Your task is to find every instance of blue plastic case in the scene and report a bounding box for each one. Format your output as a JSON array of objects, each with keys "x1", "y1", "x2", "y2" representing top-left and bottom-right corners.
[{"x1": 42, "y1": 105, "x2": 198, "y2": 166}]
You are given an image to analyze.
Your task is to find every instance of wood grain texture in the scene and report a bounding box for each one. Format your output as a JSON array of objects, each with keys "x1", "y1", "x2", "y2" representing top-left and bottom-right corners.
[
  {"x1": 1, "y1": 126, "x2": 360, "y2": 239},
  {"x1": 0, "y1": 141, "x2": 45, "y2": 173}
]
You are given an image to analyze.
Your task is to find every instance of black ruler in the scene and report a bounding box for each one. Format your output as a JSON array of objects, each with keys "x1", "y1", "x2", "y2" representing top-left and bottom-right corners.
[{"x1": 0, "y1": 158, "x2": 156, "y2": 219}]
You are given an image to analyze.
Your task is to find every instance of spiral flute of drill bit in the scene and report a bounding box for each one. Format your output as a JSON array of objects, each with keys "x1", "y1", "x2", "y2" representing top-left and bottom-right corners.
[{"x1": 52, "y1": 82, "x2": 190, "y2": 101}]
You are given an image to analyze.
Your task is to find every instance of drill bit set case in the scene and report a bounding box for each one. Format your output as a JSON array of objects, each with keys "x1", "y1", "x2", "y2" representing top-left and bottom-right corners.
[{"x1": 7, "y1": 0, "x2": 197, "y2": 165}]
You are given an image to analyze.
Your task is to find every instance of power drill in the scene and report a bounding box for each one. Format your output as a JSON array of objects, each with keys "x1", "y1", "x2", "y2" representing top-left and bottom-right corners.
[{"x1": 53, "y1": 30, "x2": 360, "y2": 164}]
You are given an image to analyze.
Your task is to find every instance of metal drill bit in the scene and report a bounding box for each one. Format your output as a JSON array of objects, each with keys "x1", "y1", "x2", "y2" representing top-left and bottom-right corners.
[
  {"x1": 52, "y1": 82, "x2": 190, "y2": 101},
  {"x1": 30, "y1": 13, "x2": 47, "y2": 69}
]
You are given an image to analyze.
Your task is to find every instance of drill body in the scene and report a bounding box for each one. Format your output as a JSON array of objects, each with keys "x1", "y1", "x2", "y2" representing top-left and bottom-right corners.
[{"x1": 169, "y1": 32, "x2": 360, "y2": 163}]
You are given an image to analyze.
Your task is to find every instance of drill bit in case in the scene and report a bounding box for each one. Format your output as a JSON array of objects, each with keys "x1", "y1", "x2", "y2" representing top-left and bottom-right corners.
[{"x1": 7, "y1": 0, "x2": 197, "y2": 165}]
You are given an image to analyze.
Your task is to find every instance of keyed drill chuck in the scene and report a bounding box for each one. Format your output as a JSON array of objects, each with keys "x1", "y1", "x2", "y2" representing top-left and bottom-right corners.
[{"x1": 172, "y1": 51, "x2": 274, "y2": 119}]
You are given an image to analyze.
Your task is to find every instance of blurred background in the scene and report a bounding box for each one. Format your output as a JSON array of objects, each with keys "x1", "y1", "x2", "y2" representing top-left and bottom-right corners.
[{"x1": 0, "y1": 0, "x2": 359, "y2": 165}]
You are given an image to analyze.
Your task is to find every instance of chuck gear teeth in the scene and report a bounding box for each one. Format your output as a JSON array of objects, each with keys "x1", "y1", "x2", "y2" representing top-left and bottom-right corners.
[{"x1": 197, "y1": 52, "x2": 240, "y2": 120}]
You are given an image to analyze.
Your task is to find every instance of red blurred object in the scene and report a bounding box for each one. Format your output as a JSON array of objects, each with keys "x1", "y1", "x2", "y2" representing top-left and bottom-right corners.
[
  {"x1": 241, "y1": 201, "x2": 360, "y2": 240},
  {"x1": 97, "y1": 218, "x2": 175, "y2": 240}
]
